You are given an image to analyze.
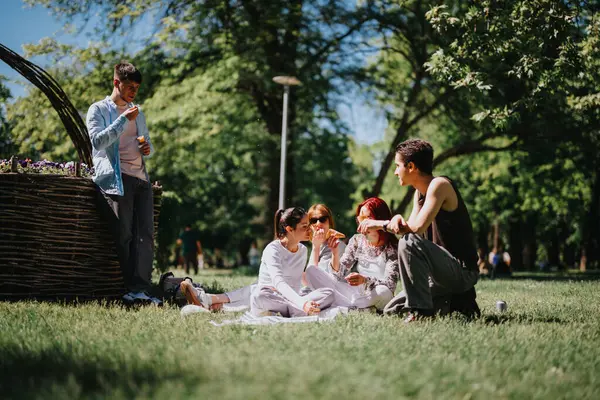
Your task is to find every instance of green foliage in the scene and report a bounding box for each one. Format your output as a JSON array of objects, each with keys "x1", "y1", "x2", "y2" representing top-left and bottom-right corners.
[
  {"x1": 9, "y1": 0, "x2": 368, "y2": 262},
  {"x1": 0, "y1": 76, "x2": 14, "y2": 158},
  {"x1": 425, "y1": 1, "x2": 596, "y2": 140},
  {"x1": 8, "y1": 0, "x2": 600, "y2": 268}
]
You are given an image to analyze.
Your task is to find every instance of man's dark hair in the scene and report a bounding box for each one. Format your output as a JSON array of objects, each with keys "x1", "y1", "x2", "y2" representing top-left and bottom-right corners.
[
  {"x1": 114, "y1": 62, "x2": 142, "y2": 84},
  {"x1": 395, "y1": 139, "x2": 434, "y2": 175}
]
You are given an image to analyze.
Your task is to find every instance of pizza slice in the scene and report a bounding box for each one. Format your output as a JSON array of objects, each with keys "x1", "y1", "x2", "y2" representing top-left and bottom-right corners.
[{"x1": 309, "y1": 228, "x2": 346, "y2": 241}]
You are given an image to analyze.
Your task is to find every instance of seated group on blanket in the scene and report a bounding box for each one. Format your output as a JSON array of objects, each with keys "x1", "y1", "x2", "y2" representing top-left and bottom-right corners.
[{"x1": 180, "y1": 139, "x2": 481, "y2": 321}]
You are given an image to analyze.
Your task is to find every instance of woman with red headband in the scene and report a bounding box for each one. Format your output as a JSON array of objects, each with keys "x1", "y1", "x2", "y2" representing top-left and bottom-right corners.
[{"x1": 304, "y1": 197, "x2": 400, "y2": 311}]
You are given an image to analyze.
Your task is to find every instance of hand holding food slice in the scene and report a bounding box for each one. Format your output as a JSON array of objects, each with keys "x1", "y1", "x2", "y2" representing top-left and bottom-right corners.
[{"x1": 309, "y1": 228, "x2": 345, "y2": 242}]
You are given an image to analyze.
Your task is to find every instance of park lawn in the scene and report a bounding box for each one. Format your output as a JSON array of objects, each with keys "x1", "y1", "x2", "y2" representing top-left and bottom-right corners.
[{"x1": 1, "y1": 270, "x2": 599, "y2": 400}]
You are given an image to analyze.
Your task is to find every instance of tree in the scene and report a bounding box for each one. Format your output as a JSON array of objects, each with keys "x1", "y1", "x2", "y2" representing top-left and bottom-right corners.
[
  {"x1": 27, "y1": 0, "x2": 370, "y2": 236},
  {"x1": 0, "y1": 76, "x2": 13, "y2": 158},
  {"x1": 424, "y1": 0, "x2": 600, "y2": 269}
]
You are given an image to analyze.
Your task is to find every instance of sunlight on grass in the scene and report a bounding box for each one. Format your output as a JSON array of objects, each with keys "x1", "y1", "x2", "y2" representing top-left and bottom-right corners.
[{"x1": 1, "y1": 273, "x2": 599, "y2": 399}]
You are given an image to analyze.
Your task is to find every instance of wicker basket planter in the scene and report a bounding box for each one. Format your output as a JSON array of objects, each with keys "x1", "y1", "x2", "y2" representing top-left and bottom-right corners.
[{"x1": 0, "y1": 172, "x2": 162, "y2": 299}]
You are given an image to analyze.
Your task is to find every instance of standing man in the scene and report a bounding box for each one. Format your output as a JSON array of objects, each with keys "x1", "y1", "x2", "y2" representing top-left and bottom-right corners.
[
  {"x1": 177, "y1": 224, "x2": 203, "y2": 275},
  {"x1": 358, "y1": 139, "x2": 479, "y2": 321},
  {"x1": 87, "y1": 62, "x2": 161, "y2": 305}
]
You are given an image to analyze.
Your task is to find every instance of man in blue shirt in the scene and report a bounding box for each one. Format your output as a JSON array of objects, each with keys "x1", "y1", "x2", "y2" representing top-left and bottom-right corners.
[{"x1": 87, "y1": 62, "x2": 160, "y2": 305}]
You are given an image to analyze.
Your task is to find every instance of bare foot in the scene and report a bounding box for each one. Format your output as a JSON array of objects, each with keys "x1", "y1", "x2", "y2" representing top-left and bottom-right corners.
[{"x1": 180, "y1": 280, "x2": 202, "y2": 306}]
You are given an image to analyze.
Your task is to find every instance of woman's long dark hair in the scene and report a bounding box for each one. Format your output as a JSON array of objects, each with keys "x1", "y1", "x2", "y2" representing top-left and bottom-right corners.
[
  {"x1": 356, "y1": 197, "x2": 399, "y2": 247},
  {"x1": 274, "y1": 207, "x2": 306, "y2": 239}
]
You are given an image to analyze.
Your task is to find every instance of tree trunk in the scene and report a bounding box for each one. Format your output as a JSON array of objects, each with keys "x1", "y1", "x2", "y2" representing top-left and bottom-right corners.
[
  {"x1": 522, "y1": 214, "x2": 537, "y2": 271},
  {"x1": 563, "y1": 241, "x2": 575, "y2": 269},
  {"x1": 580, "y1": 162, "x2": 600, "y2": 270},
  {"x1": 547, "y1": 232, "x2": 561, "y2": 269},
  {"x1": 579, "y1": 248, "x2": 587, "y2": 272},
  {"x1": 508, "y1": 218, "x2": 523, "y2": 271},
  {"x1": 477, "y1": 221, "x2": 489, "y2": 254},
  {"x1": 238, "y1": 237, "x2": 252, "y2": 266},
  {"x1": 493, "y1": 219, "x2": 500, "y2": 250}
]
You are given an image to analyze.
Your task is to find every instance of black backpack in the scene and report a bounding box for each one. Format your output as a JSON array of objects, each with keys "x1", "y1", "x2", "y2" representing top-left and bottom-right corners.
[{"x1": 158, "y1": 272, "x2": 206, "y2": 306}]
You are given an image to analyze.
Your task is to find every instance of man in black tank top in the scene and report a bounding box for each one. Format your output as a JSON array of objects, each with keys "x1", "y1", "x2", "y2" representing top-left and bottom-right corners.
[{"x1": 357, "y1": 139, "x2": 479, "y2": 321}]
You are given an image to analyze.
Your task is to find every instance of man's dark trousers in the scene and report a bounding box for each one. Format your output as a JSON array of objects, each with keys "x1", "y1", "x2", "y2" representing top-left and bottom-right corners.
[{"x1": 98, "y1": 173, "x2": 154, "y2": 293}]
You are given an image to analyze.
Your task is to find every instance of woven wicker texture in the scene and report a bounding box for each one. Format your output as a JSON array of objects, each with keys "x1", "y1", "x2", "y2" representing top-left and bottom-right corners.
[{"x1": 0, "y1": 174, "x2": 162, "y2": 299}]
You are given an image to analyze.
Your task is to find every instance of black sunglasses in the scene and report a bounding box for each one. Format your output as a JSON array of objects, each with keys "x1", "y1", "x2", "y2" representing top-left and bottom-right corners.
[{"x1": 309, "y1": 216, "x2": 329, "y2": 224}]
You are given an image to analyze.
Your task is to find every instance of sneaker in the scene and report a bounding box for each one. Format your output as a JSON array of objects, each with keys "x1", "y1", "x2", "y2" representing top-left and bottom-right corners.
[
  {"x1": 122, "y1": 291, "x2": 162, "y2": 306},
  {"x1": 134, "y1": 292, "x2": 152, "y2": 301},
  {"x1": 181, "y1": 304, "x2": 210, "y2": 317},
  {"x1": 122, "y1": 291, "x2": 138, "y2": 302},
  {"x1": 143, "y1": 293, "x2": 163, "y2": 306}
]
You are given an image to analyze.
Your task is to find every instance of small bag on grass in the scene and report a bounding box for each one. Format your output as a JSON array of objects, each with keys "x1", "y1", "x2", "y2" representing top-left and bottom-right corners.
[{"x1": 159, "y1": 272, "x2": 206, "y2": 306}]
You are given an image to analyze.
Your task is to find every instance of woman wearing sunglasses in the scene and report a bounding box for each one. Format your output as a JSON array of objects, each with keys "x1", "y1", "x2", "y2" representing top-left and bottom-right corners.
[
  {"x1": 307, "y1": 204, "x2": 347, "y2": 273},
  {"x1": 181, "y1": 207, "x2": 335, "y2": 316},
  {"x1": 304, "y1": 197, "x2": 399, "y2": 311}
]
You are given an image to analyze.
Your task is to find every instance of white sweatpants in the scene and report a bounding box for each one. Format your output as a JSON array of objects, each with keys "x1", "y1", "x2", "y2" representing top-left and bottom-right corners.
[
  {"x1": 250, "y1": 286, "x2": 335, "y2": 317},
  {"x1": 225, "y1": 283, "x2": 257, "y2": 307},
  {"x1": 304, "y1": 265, "x2": 393, "y2": 310}
]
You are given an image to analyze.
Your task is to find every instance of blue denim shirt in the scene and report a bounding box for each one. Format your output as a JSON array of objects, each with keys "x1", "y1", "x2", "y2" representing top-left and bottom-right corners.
[{"x1": 86, "y1": 96, "x2": 154, "y2": 196}]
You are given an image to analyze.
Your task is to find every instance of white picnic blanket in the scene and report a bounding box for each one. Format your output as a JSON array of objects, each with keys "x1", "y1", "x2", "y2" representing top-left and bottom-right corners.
[{"x1": 180, "y1": 305, "x2": 349, "y2": 326}]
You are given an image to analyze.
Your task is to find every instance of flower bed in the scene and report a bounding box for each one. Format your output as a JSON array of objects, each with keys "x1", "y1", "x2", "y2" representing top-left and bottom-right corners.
[
  {"x1": 0, "y1": 158, "x2": 94, "y2": 176},
  {"x1": 0, "y1": 159, "x2": 162, "y2": 300}
]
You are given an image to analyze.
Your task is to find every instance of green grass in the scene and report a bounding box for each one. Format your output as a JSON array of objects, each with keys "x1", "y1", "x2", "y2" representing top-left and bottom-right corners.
[{"x1": 1, "y1": 270, "x2": 600, "y2": 400}]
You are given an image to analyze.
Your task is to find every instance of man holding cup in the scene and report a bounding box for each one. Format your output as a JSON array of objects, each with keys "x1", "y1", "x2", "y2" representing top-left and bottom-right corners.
[{"x1": 86, "y1": 62, "x2": 160, "y2": 305}]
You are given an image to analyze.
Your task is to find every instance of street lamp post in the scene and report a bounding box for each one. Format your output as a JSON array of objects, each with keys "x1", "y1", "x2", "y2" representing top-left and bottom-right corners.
[{"x1": 272, "y1": 76, "x2": 301, "y2": 210}]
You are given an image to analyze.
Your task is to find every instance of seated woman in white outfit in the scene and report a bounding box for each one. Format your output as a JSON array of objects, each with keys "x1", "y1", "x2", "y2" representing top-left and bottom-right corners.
[
  {"x1": 181, "y1": 204, "x2": 345, "y2": 311},
  {"x1": 304, "y1": 197, "x2": 399, "y2": 311},
  {"x1": 251, "y1": 207, "x2": 335, "y2": 317}
]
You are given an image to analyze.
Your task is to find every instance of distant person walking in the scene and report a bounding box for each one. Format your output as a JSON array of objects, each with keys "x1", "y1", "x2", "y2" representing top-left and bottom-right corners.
[
  {"x1": 248, "y1": 241, "x2": 260, "y2": 270},
  {"x1": 177, "y1": 224, "x2": 203, "y2": 275}
]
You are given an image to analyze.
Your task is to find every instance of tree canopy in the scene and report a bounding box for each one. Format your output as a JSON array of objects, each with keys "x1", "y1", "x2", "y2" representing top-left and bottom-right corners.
[{"x1": 2, "y1": 0, "x2": 599, "y2": 269}]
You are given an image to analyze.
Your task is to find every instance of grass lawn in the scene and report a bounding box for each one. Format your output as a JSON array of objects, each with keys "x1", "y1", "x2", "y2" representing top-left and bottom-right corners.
[{"x1": 1, "y1": 269, "x2": 599, "y2": 400}]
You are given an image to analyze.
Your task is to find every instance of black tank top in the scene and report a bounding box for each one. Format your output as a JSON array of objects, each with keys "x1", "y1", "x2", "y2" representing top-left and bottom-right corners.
[{"x1": 418, "y1": 177, "x2": 478, "y2": 271}]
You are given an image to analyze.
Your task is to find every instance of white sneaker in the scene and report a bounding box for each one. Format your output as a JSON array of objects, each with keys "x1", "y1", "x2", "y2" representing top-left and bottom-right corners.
[{"x1": 181, "y1": 304, "x2": 210, "y2": 317}]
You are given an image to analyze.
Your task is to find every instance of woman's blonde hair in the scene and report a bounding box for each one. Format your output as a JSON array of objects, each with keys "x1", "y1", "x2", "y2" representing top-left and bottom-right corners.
[{"x1": 307, "y1": 204, "x2": 335, "y2": 229}]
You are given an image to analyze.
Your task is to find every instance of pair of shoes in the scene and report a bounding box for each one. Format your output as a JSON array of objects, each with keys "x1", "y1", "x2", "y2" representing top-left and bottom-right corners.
[
  {"x1": 122, "y1": 291, "x2": 162, "y2": 306},
  {"x1": 145, "y1": 293, "x2": 163, "y2": 306},
  {"x1": 123, "y1": 291, "x2": 150, "y2": 303},
  {"x1": 180, "y1": 281, "x2": 212, "y2": 309}
]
